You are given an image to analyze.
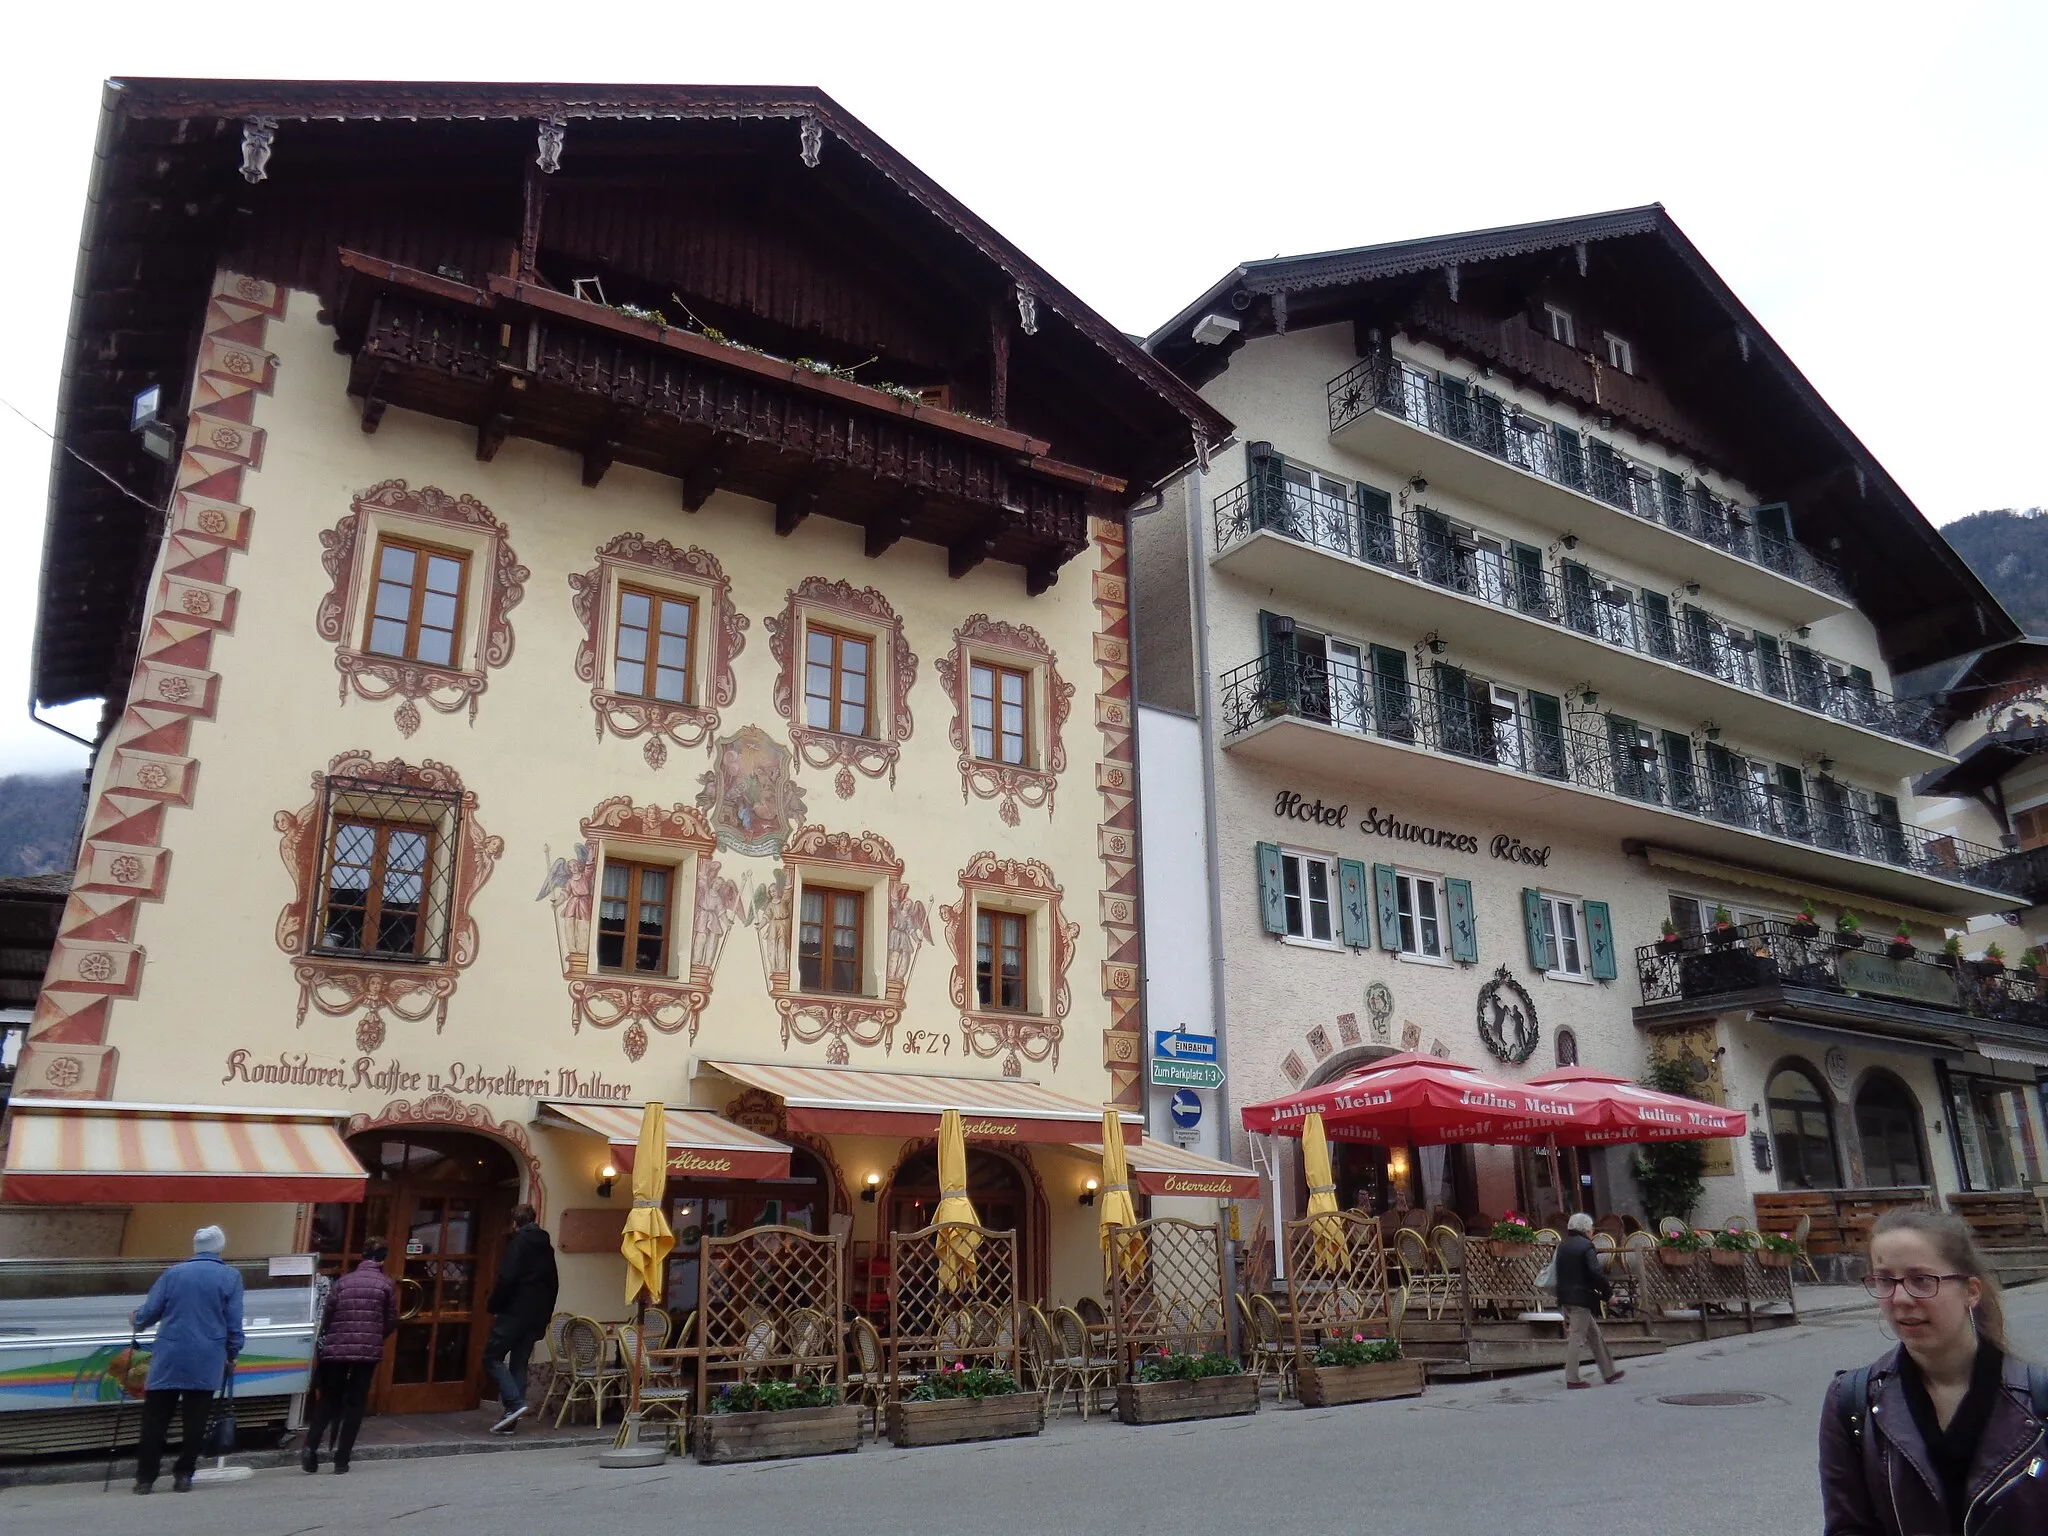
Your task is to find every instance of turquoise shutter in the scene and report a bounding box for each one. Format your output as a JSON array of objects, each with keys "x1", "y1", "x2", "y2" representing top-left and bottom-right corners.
[
  {"x1": 1445, "y1": 877, "x2": 1478, "y2": 963},
  {"x1": 1256, "y1": 842, "x2": 1286, "y2": 934},
  {"x1": 1521, "y1": 887, "x2": 1552, "y2": 971},
  {"x1": 1373, "y1": 863, "x2": 1400, "y2": 952},
  {"x1": 1584, "y1": 900, "x2": 1617, "y2": 981},
  {"x1": 1337, "y1": 859, "x2": 1371, "y2": 949},
  {"x1": 1248, "y1": 445, "x2": 1285, "y2": 530}
]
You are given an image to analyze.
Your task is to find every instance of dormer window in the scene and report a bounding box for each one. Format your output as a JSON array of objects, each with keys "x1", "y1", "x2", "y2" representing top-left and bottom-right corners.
[
  {"x1": 1603, "y1": 332, "x2": 1634, "y2": 375},
  {"x1": 1544, "y1": 304, "x2": 1575, "y2": 347}
]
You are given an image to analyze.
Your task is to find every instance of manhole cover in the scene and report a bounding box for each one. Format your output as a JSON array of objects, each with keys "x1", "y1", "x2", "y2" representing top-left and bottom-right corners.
[{"x1": 1658, "y1": 1392, "x2": 1768, "y2": 1407}]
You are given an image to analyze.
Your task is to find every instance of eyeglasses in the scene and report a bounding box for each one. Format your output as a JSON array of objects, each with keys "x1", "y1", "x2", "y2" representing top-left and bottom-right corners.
[{"x1": 1862, "y1": 1272, "x2": 1971, "y2": 1300}]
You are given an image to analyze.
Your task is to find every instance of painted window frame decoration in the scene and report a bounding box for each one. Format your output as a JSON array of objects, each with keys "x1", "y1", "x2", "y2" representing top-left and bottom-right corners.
[
  {"x1": 316, "y1": 480, "x2": 527, "y2": 737},
  {"x1": 274, "y1": 750, "x2": 503, "y2": 1052},
  {"x1": 569, "y1": 534, "x2": 747, "y2": 770},
  {"x1": 766, "y1": 577, "x2": 917, "y2": 799},
  {"x1": 536, "y1": 797, "x2": 737, "y2": 1062},
  {"x1": 745, "y1": 825, "x2": 931, "y2": 1063},
  {"x1": 934, "y1": 614, "x2": 1071, "y2": 825},
  {"x1": 940, "y1": 854, "x2": 1079, "y2": 1078}
]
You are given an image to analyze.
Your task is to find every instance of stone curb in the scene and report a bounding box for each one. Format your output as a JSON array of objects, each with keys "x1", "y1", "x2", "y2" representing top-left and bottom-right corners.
[{"x1": 0, "y1": 1429, "x2": 613, "y2": 1491}]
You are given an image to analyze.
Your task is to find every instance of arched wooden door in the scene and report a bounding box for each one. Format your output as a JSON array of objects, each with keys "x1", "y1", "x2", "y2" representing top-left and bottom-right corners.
[
  {"x1": 312, "y1": 1130, "x2": 522, "y2": 1414},
  {"x1": 887, "y1": 1147, "x2": 1040, "y2": 1297}
]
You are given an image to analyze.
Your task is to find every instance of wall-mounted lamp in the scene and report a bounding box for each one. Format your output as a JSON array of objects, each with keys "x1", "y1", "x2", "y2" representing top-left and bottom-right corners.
[
  {"x1": 1575, "y1": 684, "x2": 1598, "y2": 709},
  {"x1": 1795, "y1": 624, "x2": 1812, "y2": 640},
  {"x1": 1080, "y1": 1178, "x2": 1099, "y2": 1208},
  {"x1": 1424, "y1": 631, "x2": 1449, "y2": 655},
  {"x1": 1683, "y1": 581, "x2": 1701, "y2": 596},
  {"x1": 1704, "y1": 724, "x2": 1722, "y2": 742},
  {"x1": 1561, "y1": 533, "x2": 1579, "y2": 550},
  {"x1": 596, "y1": 1163, "x2": 618, "y2": 1199},
  {"x1": 1406, "y1": 474, "x2": 1428, "y2": 495},
  {"x1": 861, "y1": 1172, "x2": 881, "y2": 1203},
  {"x1": 1387, "y1": 1150, "x2": 1410, "y2": 1181}
]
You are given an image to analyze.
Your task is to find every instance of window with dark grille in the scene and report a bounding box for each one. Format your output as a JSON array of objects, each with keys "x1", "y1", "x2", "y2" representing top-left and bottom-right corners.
[
  {"x1": 1768, "y1": 1064, "x2": 1840, "y2": 1189},
  {"x1": 798, "y1": 885, "x2": 864, "y2": 994},
  {"x1": 314, "y1": 777, "x2": 461, "y2": 962},
  {"x1": 970, "y1": 662, "x2": 1030, "y2": 765},
  {"x1": 614, "y1": 587, "x2": 694, "y2": 704},
  {"x1": 804, "y1": 626, "x2": 872, "y2": 736},
  {"x1": 365, "y1": 537, "x2": 469, "y2": 666},
  {"x1": 598, "y1": 859, "x2": 674, "y2": 974},
  {"x1": 976, "y1": 909, "x2": 1028, "y2": 1011}
]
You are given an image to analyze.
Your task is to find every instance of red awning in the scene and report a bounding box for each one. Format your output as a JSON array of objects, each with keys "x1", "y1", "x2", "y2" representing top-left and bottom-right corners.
[
  {"x1": 1520, "y1": 1068, "x2": 1748, "y2": 1144},
  {"x1": 701, "y1": 1061, "x2": 1141, "y2": 1146},
  {"x1": 1079, "y1": 1138, "x2": 1261, "y2": 1200},
  {"x1": 1, "y1": 1100, "x2": 366, "y2": 1204},
  {"x1": 534, "y1": 1102, "x2": 792, "y2": 1181}
]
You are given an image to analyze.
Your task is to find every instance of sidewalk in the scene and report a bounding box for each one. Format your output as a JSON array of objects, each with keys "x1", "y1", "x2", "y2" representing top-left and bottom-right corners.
[{"x1": 1791, "y1": 1282, "x2": 1878, "y2": 1319}]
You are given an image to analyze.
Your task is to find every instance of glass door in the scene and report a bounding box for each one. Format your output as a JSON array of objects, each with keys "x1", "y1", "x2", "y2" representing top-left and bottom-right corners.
[
  {"x1": 1326, "y1": 640, "x2": 1367, "y2": 734},
  {"x1": 387, "y1": 1191, "x2": 486, "y2": 1414}
]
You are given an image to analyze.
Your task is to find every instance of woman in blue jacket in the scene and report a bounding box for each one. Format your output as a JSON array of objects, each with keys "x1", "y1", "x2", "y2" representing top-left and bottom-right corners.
[{"x1": 130, "y1": 1225, "x2": 244, "y2": 1493}]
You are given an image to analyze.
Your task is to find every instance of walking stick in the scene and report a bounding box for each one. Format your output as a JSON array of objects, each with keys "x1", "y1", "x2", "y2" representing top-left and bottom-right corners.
[{"x1": 103, "y1": 1330, "x2": 138, "y2": 1493}]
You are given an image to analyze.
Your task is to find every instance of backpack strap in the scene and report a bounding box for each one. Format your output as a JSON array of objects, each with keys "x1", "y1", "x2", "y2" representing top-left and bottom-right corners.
[{"x1": 1835, "y1": 1364, "x2": 1875, "y2": 1446}]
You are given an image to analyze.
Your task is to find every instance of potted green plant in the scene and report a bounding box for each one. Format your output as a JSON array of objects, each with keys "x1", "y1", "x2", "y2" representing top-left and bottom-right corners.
[
  {"x1": 1489, "y1": 1212, "x2": 1539, "y2": 1258},
  {"x1": 1657, "y1": 1226, "x2": 1708, "y2": 1268},
  {"x1": 1757, "y1": 1232, "x2": 1799, "y2": 1269},
  {"x1": 1835, "y1": 910, "x2": 1862, "y2": 945},
  {"x1": 1789, "y1": 899, "x2": 1821, "y2": 939},
  {"x1": 1656, "y1": 918, "x2": 1683, "y2": 956},
  {"x1": 1297, "y1": 1334, "x2": 1426, "y2": 1408},
  {"x1": 1116, "y1": 1348, "x2": 1259, "y2": 1425},
  {"x1": 693, "y1": 1377, "x2": 861, "y2": 1464},
  {"x1": 2018, "y1": 946, "x2": 2045, "y2": 980},
  {"x1": 1707, "y1": 905, "x2": 1739, "y2": 949},
  {"x1": 1979, "y1": 942, "x2": 2007, "y2": 977},
  {"x1": 1710, "y1": 1226, "x2": 1757, "y2": 1268},
  {"x1": 887, "y1": 1362, "x2": 1043, "y2": 1447},
  {"x1": 1888, "y1": 923, "x2": 1916, "y2": 961},
  {"x1": 1939, "y1": 934, "x2": 1964, "y2": 970}
]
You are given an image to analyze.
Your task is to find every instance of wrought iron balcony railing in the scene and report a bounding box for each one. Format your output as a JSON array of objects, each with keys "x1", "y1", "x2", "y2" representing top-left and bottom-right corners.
[
  {"x1": 1325, "y1": 355, "x2": 1851, "y2": 602},
  {"x1": 1210, "y1": 480, "x2": 1942, "y2": 750},
  {"x1": 1636, "y1": 919, "x2": 2048, "y2": 1032},
  {"x1": 1219, "y1": 649, "x2": 2019, "y2": 894}
]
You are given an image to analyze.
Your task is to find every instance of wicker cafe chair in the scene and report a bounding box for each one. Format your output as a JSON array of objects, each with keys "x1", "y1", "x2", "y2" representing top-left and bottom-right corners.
[
  {"x1": 616, "y1": 1321, "x2": 692, "y2": 1453},
  {"x1": 935, "y1": 1306, "x2": 977, "y2": 1366},
  {"x1": 641, "y1": 1305, "x2": 674, "y2": 1348},
  {"x1": 1024, "y1": 1305, "x2": 1075, "y2": 1416},
  {"x1": 1658, "y1": 1215, "x2": 1690, "y2": 1240},
  {"x1": 554, "y1": 1316, "x2": 627, "y2": 1428},
  {"x1": 738, "y1": 1312, "x2": 782, "y2": 1382},
  {"x1": 1393, "y1": 1228, "x2": 1447, "y2": 1320},
  {"x1": 535, "y1": 1311, "x2": 574, "y2": 1422},
  {"x1": 1074, "y1": 1295, "x2": 1108, "y2": 1330},
  {"x1": 1250, "y1": 1293, "x2": 1297, "y2": 1401},
  {"x1": 1792, "y1": 1214, "x2": 1823, "y2": 1285},
  {"x1": 846, "y1": 1317, "x2": 910, "y2": 1435},
  {"x1": 1724, "y1": 1214, "x2": 1754, "y2": 1236},
  {"x1": 1533, "y1": 1228, "x2": 1561, "y2": 1250},
  {"x1": 785, "y1": 1307, "x2": 835, "y2": 1377},
  {"x1": 1430, "y1": 1224, "x2": 1466, "y2": 1314},
  {"x1": 1054, "y1": 1307, "x2": 1115, "y2": 1420}
]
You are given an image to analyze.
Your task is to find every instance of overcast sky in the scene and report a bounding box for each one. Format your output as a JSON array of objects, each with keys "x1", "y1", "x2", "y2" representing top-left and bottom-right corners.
[{"x1": 3, "y1": 2, "x2": 2043, "y2": 778}]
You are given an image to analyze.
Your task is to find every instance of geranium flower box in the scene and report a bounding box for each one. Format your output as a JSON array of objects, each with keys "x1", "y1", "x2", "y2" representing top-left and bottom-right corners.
[
  {"x1": 1297, "y1": 1359, "x2": 1427, "y2": 1407},
  {"x1": 886, "y1": 1392, "x2": 1043, "y2": 1447},
  {"x1": 1116, "y1": 1374, "x2": 1260, "y2": 1424},
  {"x1": 692, "y1": 1403, "x2": 862, "y2": 1464}
]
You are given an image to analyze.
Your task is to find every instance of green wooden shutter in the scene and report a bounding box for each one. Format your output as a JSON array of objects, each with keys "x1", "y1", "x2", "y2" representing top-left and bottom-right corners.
[
  {"x1": 1337, "y1": 858, "x2": 1371, "y2": 949},
  {"x1": 1256, "y1": 842, "x2": 1286, "y2": 934},
  {"x1": 1373, "y1": 863, "x2": 1400, "y2": 952},
  {"x1": 1754, "y1": 632, "x2": 1786, "y2": 697},
  {"x1": 1656, "y1": 468, "x2": 1687, "y2": 526},
  {"x1": 1446, "y1": 877, "x2": 1478, "y2": 963},
  {"x1": 1583, "y1": 900, "x2": 1617, "y2": 980},
  {"x1": 1561, "y1": 560, "x2": 1596, "y2": 634},
  {"x1": 1752, "y1": 502, "x2": 1792, "y2": 544},
  {"x1": 1357, "y1": 483, "x2": 1395, "y2": 566},
  {"x1": 1370, "y1": 645, "x2": 1413, "y2": 740},
  {"x1": 1663, "y1": 730, "x2": 1698, "y2": 811},
  {"x1": 1512, "y1": 543, "x2": 1549, "y2": 616},
  {"x1": 1641, "y1": 590, "x2": 1674, "y2": 658},
  {"x1": 1527, "y1": 690, "x2": 1565, "y2": 778},
  {"x1": 1247, "y1": 445, "x2": 1285, "y2": 530},
  {"x1": 1521, "y1": 887, "x2": 1552, "y2": 971},
  {"x1": 1554, "y1": 426, "x2": 1585, "y2": 488}
]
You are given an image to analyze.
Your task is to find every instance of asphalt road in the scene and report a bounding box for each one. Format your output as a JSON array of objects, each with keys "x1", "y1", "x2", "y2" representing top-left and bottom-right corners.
[{"x1": 9, "y1": 1286, "x2": 2044, "y2": 1536}]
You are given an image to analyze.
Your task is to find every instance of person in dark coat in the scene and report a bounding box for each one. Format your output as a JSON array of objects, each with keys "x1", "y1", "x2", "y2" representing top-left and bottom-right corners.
[
  {"x1": 483, "y1": 1203, "x2": 558, "y2": 1433},
  {"x1": 130, "y1": 1225, "x2": 245, "y2": 1493},
  {"x1": 302, "y1": 1237, "x2": 398, "y2": 1474},
  {"x1": 1556, "y1": 1212, "x2": 1625, "y2": 1389},
  {"x1": 1821, "y1": 1209, "x2": 2047, "y2": 1534}
]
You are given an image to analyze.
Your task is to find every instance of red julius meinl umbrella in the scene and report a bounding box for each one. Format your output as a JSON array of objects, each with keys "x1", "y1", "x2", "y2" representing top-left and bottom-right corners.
[
  {"x1": 1519, "y1": 1067, "x2": 1747, "y2": 1146},
  {"x1": 1239, "y1": 1052, "x2": 1594, "y2": 1146}
]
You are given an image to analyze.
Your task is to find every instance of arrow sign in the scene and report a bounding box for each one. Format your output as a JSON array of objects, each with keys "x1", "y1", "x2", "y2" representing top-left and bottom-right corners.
[
  {"x1": 1149, "y1": 1059, "x2": 1224, "y2": 1090},
  {"x1": 1152, "y1": 1029, "x2": 1218, "y2": 1063}
]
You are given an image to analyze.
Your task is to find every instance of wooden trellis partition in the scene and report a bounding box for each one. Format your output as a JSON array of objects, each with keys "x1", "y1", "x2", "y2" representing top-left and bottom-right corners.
[
  {"x1": 1282, "y1": 1209, "x2": 1394, "y2": 1362},
  {"x1": 694, "y1": 1224, "x2": 845, "y2": 1410},
  {"x1": 887, "y1": 1222, "x2": 1020, "y2": 1394},
  {"x1": 1106, "y1": 1217, "x2": 1229, "y2": 1378}
]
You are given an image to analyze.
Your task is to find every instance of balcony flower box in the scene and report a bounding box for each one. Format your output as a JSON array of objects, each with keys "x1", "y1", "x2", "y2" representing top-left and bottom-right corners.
[
  {"x1": 1708, "y1": 924, "x2": 1740, "y2": 950},
  {"x1": 1710, "y1": 1248, "x2": 1748, "y2": 1268},
  {"x1": 693, "y1": 1402, "x2": 862, "y2": 1464},
  {"x1": 1757, "y1": 1250, "x2": 1793, "y2": 1269},
  {"x1": 1976, "y1": 958, "x2": 2006, "y2": 979},
  {"x1": 1116, "y1": 1374, "x2": 1260, "y2": 1425},
  {"x1": 1887, "y1": 940, "x2": 1916, "y2": 961},
  {"x1": 1789, "y1": 919, "x2": 1821, "y2": 939},
  {"x1": 1658, "y1": 1249, "x2": 1697, "y2": 1269},
  {"x1": 886, "y1": 1393, "x2": 1043, "y2": 1448},
  {"x1": 1297, "y1": 1359, "x2": 1427, "y2": 1407},
  {"x1": 1656, "y1": 935, "x2": 1683, "y2": 956}
]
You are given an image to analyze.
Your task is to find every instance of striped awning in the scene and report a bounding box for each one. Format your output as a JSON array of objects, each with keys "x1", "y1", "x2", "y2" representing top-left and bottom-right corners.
[
  {"x1": 1078, "y1": 1138, "x2": 1261, "y2": 1200},
  {"x1": 701, "y1": 1061, "x2": 1142, "y2": 1145},
  {"x1": 1, "y1": 1100, "x2": 366, "y2": 1204},
  {"x1": 534, "y1": 1102, "x2": 792, "y2": 1181}
]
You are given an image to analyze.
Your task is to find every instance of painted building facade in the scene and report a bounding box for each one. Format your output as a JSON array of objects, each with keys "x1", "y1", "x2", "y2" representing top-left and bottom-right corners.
[
  {"x1": 1133, "y1": 208, "x2": 2039, "y2": 1247},
  {"x1": 4, "y1": 79, "x2": 1232, "y2": 1416}
]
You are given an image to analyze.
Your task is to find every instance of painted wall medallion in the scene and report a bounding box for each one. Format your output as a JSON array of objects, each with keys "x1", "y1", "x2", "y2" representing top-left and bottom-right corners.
[
  {"x1": 933, "y1": 615, "x2": 1071, "y2": 825},
  {"x1": 695, "y1": 725, "x2": 808, "y2": 856},
  {"x1": 1365, "y1": 982, "x2": 1394, "y2": 1041},
  {"x1": 1475, "y1": 965, "x2": 1540, "y2": 1065},
  {"x1": 765, "y1": 577, "x2": 916, "y2": 798},
  {"x1": 315, "y1": 480, "x2": 527, "y2": 735},
  {"x1": 1824, "y1": 1046, "x2": 1851, "y2": 1093}
]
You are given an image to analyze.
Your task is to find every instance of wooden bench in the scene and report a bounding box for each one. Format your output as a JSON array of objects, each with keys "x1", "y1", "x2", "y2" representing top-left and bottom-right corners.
[
  {"x1": 1753, "y1": 1188, "x2": 1934, "y2": 1256},
  {"x1": 1945, "y1": 1191, "x2": 2048, "y2": 1250},
  {"x1": 1753, "y1": 1192, "x2": 1840, "y2": 1253}
]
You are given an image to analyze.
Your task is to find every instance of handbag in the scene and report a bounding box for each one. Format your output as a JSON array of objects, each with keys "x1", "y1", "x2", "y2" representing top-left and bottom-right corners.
[
  {"x1": 1534, "y1": 1254, "x2": 1559, "y2": 1298},
  {"x1": 202, "y1": 1359, "x2": 238, "y2": 1456}
]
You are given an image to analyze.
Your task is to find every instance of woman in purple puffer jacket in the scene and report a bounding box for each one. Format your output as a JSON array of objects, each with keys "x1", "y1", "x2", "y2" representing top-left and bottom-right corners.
[{"x1": 302, "y1": 1238, "x2": 398, "y2": 1474}]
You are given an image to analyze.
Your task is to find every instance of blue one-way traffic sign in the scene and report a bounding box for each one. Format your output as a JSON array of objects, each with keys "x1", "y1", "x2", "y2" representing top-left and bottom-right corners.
[{"x1": 1152, "y1": 1028, "x2": 1218, "y2": 1063}]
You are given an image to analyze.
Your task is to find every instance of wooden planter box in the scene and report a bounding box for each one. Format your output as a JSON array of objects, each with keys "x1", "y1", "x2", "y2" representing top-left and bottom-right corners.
[
  {"x1": 1710, "y1": 1249, "x2": 1748, "y2": 1267},
  {"x1": 1658, "y1": 1249, "x2": 1698, "y2": 1268},
  {"x1": 1758, "y1": 1250, "x2": 1793, "y2": 1268},
  {"x1": 692, "y1": 1403, "x2": 862, "y2": 1464},
  {"x1": 1491, "y1": 1240, "x2": 1535, "y2": 1258},
  {"x1": 885, "y1": 1393, "x2": 1044, "y2": 1448},
  {"x1": 1116, "y1": 1374, "x2": 1260, "y2": 1425},
  {"x1": 1297, "y1": 1359, "x2": 1427, "y2": 1407}
]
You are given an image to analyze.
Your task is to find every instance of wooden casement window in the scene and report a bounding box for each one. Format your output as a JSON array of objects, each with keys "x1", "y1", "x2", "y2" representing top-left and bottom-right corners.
[
  {"x1": 614, "y1": 587, "x2": 695, "y2": 704},
  {"x1": 976, "y1": 909, "x2": 1029, "y2": 1011},
  {"x1": 321, "y1": 818, "x2": 433, "y2": 957},
  {"x1": 597, "y1": 860, "x2": 674, "y2": 975},
  {"x1": 798, "y1": 885, "x2": 864, "y2": 994},
  {"x1": 969, "y1": 662, "x2": 1030, "y2": 765},
  {"x1": 365, "y1": 537, "x2": 469, "y2": 667},
  {"x1": 2016, "y1": 806, "x2": 2048, "y2": 852},
  {"x1": 804, "y1": 626, "x2": 872, "y2": 737}
]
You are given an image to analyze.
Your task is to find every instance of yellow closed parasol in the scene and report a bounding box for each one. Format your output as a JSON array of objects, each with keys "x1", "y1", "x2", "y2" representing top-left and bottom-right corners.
[
  {"x1": 1096, "y1": 1108, "x2": 1143, "y2": 1283},
  {"x1": 621, "y1": 1102, "x2": 676, "y2": 1307},
  {"x1": 933, "y1": 1107, "x2": 982, "y2": 1291},
  {"x1": 1302, "y1": 1110, "x2": 1349, "y2": 1274}
]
